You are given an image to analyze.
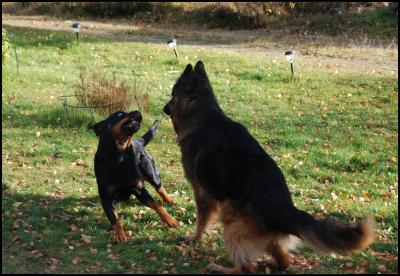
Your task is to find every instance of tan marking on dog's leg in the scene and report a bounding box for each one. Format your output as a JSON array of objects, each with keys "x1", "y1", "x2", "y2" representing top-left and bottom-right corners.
[
  {"x1": 218, "y1": 205, "x2": 268, "y2": 274},
  {"x1": 111, "y1": 212, "x2": 127, "y2": 242},
  {"x1": 271, "y1": 243, "x2": 289, "y2": 270},
  {"x1": 146, "y1": 200, "x2": 179, "y2": 228},
  {"x1": 156, "y1": 186, "x2": 176, "y2": 205},
  {"x1": 206, "y1": 262, "x2": 244, "y2": 274},
  {"x1": 187, "y1": 185, "x2": 219, "y2": 243}
]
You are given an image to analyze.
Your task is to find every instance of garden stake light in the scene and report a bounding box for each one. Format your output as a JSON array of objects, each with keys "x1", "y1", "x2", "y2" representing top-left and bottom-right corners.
[
  {"x1": 284, "y1": 50, "x2": 295, "y2": 79},
  {"x1": 72, "y1": 22, "x2": 80, "y2": 42},
  {"x1": 167, "y1": 38, "x2": 178, "y2": 59}
]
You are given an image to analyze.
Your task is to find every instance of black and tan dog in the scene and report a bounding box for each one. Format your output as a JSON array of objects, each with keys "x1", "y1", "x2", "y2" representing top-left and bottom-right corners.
[
  {"x1": 163, "y1": 61, "x2": 374, "y2": 273},
  {"x1": 93, "y1": 110, "x2": 178, "y2": 242}
]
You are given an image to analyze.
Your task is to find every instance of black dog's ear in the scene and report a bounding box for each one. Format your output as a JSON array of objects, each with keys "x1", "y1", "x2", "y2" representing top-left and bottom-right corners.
[
  {"x1": 194, "y1": 60, "x2": 210, "y2": 84},
  {"x1": 194, "y1": 61, "x2": 206, "y2": 76},
  {"x1": 194, "y1": 60, "x2": 212, "y2": 96},
  {"x1": 182, "y1": 64, "x2": 193, "y2": 77},
  {"x1": 92, "y1": 121, "x2": 105, "y2": 136}
]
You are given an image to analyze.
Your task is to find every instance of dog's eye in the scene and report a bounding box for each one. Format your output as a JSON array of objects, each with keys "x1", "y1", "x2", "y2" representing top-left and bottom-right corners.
[{"x1": 117, "y1": 113, "x2": 123, "y2": 117}]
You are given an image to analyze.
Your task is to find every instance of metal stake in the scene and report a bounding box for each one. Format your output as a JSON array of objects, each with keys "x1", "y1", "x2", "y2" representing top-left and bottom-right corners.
[{"x1": 290, "y1": 62, "x2": 294, "y2": 79}]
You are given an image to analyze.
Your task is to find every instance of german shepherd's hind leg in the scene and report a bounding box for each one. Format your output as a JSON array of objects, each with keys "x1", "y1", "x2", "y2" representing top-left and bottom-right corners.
[
  {"x1": 184, "y1": 185, "x2": 219, "y2": 244},
  {"x1": 265, "y1": 234, "x2": 300, "y2": 271},
  {"x1": 206, "y1": 261, "x2": 254, "y2": 274},
  {"x1": 270, "y1": 243, "x2": 289, "y2": 270},
  {"x1": 206, "y1": 233, "x2": 258, "y2": 273},
  {"x1": 207, "y1": 211, "x2": 266, "y2": 274}
]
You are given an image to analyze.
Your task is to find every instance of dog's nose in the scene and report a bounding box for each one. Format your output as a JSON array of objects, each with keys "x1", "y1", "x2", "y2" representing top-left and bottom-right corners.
[
  {"x1": 132, "y1": 120, "x2": 140, "y2": 128},
  {"x1": 163, "y1": 104, "x2": 170, "y2": 115},
  {"x1": 128, "y1": 110, "x2": 142, "y2": 122}
]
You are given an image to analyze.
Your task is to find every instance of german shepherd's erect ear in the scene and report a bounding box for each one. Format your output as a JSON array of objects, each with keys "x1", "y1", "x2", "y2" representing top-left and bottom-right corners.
[
  {"x1": 164, "y1": 61, "x2": 220, "y2": 136},
  {"x1": 194, "y1": 61, "x2": 206, "y2": 75},
  {"x1": 182, "y1": 63, "x2": 193, "y2": 78},
  {"x1": 193, "y1": 61, "x2": 213, "y2": 97},
  {"x1": 194, "y1": 61, "x2": 208, "y2": 82}
]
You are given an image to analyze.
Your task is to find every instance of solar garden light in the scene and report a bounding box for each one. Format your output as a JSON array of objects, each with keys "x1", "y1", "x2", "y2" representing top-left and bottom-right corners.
[
  {"x1": 167, "y1": 38, "x2": 178, "y2": 59},
  {"x1": 72, "y1": 22, "x2": 80, "y2": 41},
  {"x1": 284, "y1": 50, "x2": 296, "y2": 79}
]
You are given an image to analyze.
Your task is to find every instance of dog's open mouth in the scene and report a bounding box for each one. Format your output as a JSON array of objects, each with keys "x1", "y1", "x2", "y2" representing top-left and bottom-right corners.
[{"x1": 121, "y1": 119, "x2": 140, "y2": 134}]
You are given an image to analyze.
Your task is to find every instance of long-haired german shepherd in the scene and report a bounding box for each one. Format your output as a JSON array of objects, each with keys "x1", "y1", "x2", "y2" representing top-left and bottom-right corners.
[{"x1": 163, "y1": 61, "x2": 374, "y2": 273}]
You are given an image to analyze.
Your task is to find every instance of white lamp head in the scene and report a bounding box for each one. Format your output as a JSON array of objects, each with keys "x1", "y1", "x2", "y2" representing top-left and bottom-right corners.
[
  {"x1": 284, "y1": 50, "x2": 295, "y2": 63},
  {"x1": 72, "y1": 22, "x2": 81, "y2": 33},
  {"x1": 167, "y1": 38, "x2": 177, "y2": 49}
]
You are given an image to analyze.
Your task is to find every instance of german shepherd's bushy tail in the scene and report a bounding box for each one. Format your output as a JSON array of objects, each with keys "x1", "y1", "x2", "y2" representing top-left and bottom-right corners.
[{"x1": 287, "y1": 207, "x2": 374, "y2": 254}]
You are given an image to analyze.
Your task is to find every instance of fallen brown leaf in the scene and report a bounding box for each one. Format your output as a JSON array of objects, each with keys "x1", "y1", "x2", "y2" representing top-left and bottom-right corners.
[
  {"x1": 72, "y1": 256, "x2": 84, "y2": 265},
  {"x1": 108, "y1": 254, "x2": 117, "y2": 260},
  {"x1": 69, "y1": 224, "x2": 78, "y2": 232},
  {"x1": 75, "y1": 159, "x2": 85, "y2": 166},
  {"x1": 31, "y1": 250, "x2": 45, "y2": 257},
  {"x1": 81, "y1": 234, "x2": 92, "y2": 244},
  {"x1": 11, "y1": 235, "x2": 20, "y2": 242}
]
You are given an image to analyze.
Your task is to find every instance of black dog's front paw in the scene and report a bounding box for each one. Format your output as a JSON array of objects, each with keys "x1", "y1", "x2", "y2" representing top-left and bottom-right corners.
[
  {"x1": 150, "y1": 120, "x2": 160, "y2": 133},
  {"x1": 152, "y1": 120, "x2": 160, "y2": 128}
]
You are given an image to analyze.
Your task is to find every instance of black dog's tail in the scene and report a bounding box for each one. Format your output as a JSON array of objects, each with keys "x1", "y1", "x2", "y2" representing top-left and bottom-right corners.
[
  {"x1": 285, "y1": 208, "x2": 375, "y2": 254},
  {"x1": 138, "y1": 120, "x2": 160, "y2": 147}
]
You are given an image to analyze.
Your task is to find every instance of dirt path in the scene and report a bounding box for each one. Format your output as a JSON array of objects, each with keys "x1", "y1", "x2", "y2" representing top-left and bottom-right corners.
[{"x1": 2, "y1": 14, "x2": 398, "y2": 74}]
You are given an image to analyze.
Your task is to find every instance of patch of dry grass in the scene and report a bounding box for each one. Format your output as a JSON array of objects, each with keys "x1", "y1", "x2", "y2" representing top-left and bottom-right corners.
[{"x1": 74, "y1": 70, "x2": 149, "y2": 116}]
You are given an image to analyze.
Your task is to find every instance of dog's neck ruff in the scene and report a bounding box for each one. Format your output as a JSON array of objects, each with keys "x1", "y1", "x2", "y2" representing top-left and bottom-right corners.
[{"x1": 176, "y1": 129, "x2": 193, "y2": 143}]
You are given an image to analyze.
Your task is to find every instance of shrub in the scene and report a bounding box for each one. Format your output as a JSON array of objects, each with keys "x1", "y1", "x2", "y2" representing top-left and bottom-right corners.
[
  {"x1": 74, "y1": 2, "x2": 152, "y2": 18},
  {"x1": 195, "y1": 2, "x2": 286, "y2": 29},
  {"x1": 74, "y1": 70, "x2": 149, "y2": 116},
  {"x1": 2, "y1": 28, "x2": 11, "y2": 64}
]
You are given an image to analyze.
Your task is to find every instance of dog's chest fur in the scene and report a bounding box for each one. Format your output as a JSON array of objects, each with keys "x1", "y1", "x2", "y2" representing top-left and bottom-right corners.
[
  {"x1": 179, "y1": 135, "x2": 203, "y2": 185},
  {"x1": 95, "y1": 144, "x2": 143, "y2": 193}
]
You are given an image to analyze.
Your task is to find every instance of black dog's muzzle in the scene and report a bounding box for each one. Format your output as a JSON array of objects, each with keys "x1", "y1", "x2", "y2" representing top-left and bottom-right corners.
[{"x1": 121, "y1": 111, "x2": 142, "y2": 134}]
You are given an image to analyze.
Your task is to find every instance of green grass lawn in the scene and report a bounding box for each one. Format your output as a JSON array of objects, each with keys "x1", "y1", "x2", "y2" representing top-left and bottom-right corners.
[{"x1": 2, "y1": 25, "x2": 398, "y2": 274}]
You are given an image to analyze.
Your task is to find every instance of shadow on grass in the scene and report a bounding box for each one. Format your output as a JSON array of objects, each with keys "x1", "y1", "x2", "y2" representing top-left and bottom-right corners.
[
  {"x1": 2, "y1": 185, "x2": 396, "y2": 273},
  {"x1": 2, "y1": 187, "x2": 182, "y2": 238},
  {"x1": 2, "y1": 103, "x2": 100, "y2": 130},
  {"x1": 2, "y1": 188, "x2": 186, "y2": 273}
]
